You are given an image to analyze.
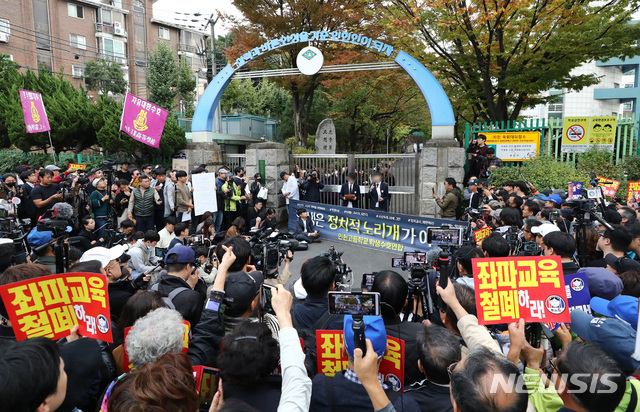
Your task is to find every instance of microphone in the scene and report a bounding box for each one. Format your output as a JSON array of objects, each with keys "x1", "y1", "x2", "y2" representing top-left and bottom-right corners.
[{"x1": 52, "y1": 202, "x2": 74, "y2": 220}]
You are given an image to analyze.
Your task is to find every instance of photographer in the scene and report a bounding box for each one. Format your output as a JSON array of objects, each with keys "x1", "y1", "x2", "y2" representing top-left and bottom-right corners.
[
  {"x1": 90, "y1": 177, "x2": 113, "y2": 241},
  {"x1": 77, "y1": 217, "x2": 102, "y2": 251},
  {"x1": 467, "y1": 179, "x2": 482, "y2": 209},
  {"x1": 114, "y1": 179, "x2": 131, "y2": 224},
  {"x1": 465, "y1": 134, "x2": 488, "y2": 180},
  {"x1": 302, "y1": 170, "x2": 324, "y2": 203},
  {"x1": 452, "y1": 245, "x2": 484, "y2": 289},
  {"x1": 128, "y1": 230, "x2": 160, "y2": 278},
  {"x1": 250, "y1": 173, "x2": 267, "y2": 209},
  {"x1": 153, "y1": 245, "x2": 207, "y2": 327},
  {"x1": 432, "y1": 177, "x2": 459, "y2": 219},
  {"x1": 371, "y1": 270, "x2": 427, "y2": 386},
  {"x1": 27, "y1": 228, "x2": 57, "y2": 273},
  {"x1": 481, "y1": 232, "x2": 510, "y2": 258},
  {"x1": 194, "y1": 245, "x2": 217, "y2": 286},
  {"x1": 591, "y1": 224, "x2": 633, "y2": 268},
  {"x1": 31, "y1": 169, "x2": 63, "y2": 217},
  {"x1": 310, "y1": 316, "x2": 420, "y2": 411},
  {"x1": 168, "y1": 222, "x2": 189, "y2": 249},
  {"x1": 115, "y1": 160, "x2": 132, "y2": 182}
]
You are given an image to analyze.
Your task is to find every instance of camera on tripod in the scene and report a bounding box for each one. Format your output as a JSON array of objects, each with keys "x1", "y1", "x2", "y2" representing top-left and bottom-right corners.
[
  {"x1": 321, "y1": 245, "x2": 352, "y2": 291},
  {"x1": 248, "y1": 228, "x2": 293, "y2": 279}
]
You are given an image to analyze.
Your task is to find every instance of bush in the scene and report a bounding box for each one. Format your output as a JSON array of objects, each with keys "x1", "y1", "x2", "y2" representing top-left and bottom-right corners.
[
  {"x1": 575, "y1": 147, "x2": 622, "y2": 180},
  {"x1": 490, "y1": 154, "x2": 590, "y2": 191}
]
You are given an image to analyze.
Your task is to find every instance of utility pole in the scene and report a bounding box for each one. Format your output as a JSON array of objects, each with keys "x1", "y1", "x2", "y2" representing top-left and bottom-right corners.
[{"x1": 205, "y1": 14, "x2": 222, "y2": 134}]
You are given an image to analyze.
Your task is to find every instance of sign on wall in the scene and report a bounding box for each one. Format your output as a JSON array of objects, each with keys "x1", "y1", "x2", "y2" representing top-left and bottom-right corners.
[
  {"x1": 482, "y1": 131, "x2": 541, "y2": 161},
  {"x1": 561, "y1": 116, "x2": 617, "y2": 153}
]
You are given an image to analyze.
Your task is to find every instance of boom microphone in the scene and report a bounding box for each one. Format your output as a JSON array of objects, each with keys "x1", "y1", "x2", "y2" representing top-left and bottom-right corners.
[{"x1": 52, "y1": 202, "x2": 74, "y2": 220}]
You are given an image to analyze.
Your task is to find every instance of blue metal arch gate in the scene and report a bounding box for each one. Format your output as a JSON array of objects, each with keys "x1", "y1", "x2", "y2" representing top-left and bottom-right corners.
[{"x1": 192, "y1": 30, "x2": 455, "y2": 138}]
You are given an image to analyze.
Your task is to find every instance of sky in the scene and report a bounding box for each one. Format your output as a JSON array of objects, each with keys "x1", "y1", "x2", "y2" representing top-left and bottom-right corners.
[{"x1": 152, "y1": 0, "x2": 243, "y2": 34}]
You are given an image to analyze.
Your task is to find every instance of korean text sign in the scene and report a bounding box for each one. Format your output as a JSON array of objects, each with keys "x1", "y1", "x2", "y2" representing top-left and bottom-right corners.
[
  {"x1": 19, "y1": 89, "x2": 51, "y2": 133},
  {"x1": 596, "y1": 175, "x2": 620, "y2": 197},
  {"x1": 627, "y1": 182, "x2": 640, "y2": 202},
  {"x1": 290, "y1": 200, "x2": 469, "y2": 253},
  {"x1": 474, "y1": 227, "x2": 492, "y2": 243},
  {"x1": 482, "y1": 131, "x2": 540, "y2": 161},
  {"x1": 0, "y1": 273, "x2": 113, "y2": 342},
  {"x1": 544, "y1": 272, "x2": 592, "y2": 332},
  {"x1": 472, "y1": 256, "x2": 571, "y2": 325},
  {"x1": 316, "y1": 330, "x2": 406, "y2": 392},
  {"x1": 120, "y1": 93, "x2": 168, "y2": 148}
]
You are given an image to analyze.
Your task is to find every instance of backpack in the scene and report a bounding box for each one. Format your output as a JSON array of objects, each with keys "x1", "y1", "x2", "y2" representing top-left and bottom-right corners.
[
  {"x1": 150, "y1": 283, "x2": 190, "y2": 310},
  {"x1": 291, "y1": 309, "x2": 337, "y2": 377}
]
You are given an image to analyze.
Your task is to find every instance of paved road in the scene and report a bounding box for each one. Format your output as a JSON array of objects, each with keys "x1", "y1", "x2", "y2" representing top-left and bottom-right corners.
[{"x1": 284, "y1": 238, "x2": 403, "y2": 292}]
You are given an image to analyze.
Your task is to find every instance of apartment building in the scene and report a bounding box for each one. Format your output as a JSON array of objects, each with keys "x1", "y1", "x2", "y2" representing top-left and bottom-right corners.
[{"x1": 0, "y1": 0, "x2": 208, "y2": 100}]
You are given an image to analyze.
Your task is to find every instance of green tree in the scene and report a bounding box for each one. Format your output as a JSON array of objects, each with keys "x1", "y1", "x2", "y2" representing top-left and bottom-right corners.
[
  {"x1": 146, "y1": 41, "x2": 179, "y2": 110},
  {"x1": 0, "y1": 62, "x2": 96, "y2": 153},
  {"x1": 84, "y1": 59, "x2": 127, "y2": 97},
  {"x1": 379, "y1": 0, "x2": 640, "y2": 125},
  {"x1": 177, "y1": 59, "x2": 197, "y2": 117}
]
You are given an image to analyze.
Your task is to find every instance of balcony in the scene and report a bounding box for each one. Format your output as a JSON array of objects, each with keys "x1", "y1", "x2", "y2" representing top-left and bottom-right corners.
[
  {"x1": 178, "y1": 43, "x2": 197, "y2": 54},
  {"x1": 99, "y1": 53, "x2": 126, "y2": 65},
  {"x1": 95, "y1": 22, "x2": 114, "y2": 34}
]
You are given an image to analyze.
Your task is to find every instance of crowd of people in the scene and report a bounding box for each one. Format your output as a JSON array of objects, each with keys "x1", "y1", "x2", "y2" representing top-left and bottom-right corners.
[{"x1": 0, "y1": 157, "x2": 638, "y2": 412}]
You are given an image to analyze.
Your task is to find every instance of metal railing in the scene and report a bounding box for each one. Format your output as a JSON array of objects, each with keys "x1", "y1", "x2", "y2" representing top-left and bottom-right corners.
[
  {"x1": 464, "y1": 115, "x2": 639, "y2": 167},
  {"x1": 293, "y1": 153, "x2": 419, "y2": 215},
  {"x1": 178, "y1": 44, "x2": 197, "y2": 54},
  {"x1": 94, "y1": 22, "x2": 114, "y2": 34},
  {"x1": 225, "y1": 154, "x2": 246, "y2": 171}
]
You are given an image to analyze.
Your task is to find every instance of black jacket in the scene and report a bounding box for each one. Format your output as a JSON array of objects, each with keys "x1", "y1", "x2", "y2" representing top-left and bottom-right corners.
[
  {"x1": 215, "y1": 178, "x2": 226, "y2": 212},
  {"x1": 155, "y1": 273, "x2": 207, "y2": 327},
  {"x1": 369, "y1": 182, "x2": 391, "y2": 211},
  {"x1": 188, "y1": 305, "x2": 226, "y2": 367},
  {"x1": 295, "y1": 217, "x2": 315, "y2": 235},
  {"x1": 339, "y1": 182, "x2": 361, "y2": 207},
  {"x1": 384, "y1": 317, "x2": 427, "y2": 386},
  {"x1": 302, "y1": 178, "x2": 325, "y2": 202},
  {"x1": 224, "y1": 376, "x2": 282, "y2": 412}
]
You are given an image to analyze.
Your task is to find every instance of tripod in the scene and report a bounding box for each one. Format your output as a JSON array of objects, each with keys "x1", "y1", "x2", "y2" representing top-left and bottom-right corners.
[{"x1": 402, "y1": 269, "x2": 434, "y2": 323}]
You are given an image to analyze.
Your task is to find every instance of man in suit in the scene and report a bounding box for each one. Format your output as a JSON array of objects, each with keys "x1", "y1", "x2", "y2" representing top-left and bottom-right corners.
[
  {"x1": 294, "y1": 207, "x2": 321, "y2": 243},
  {"x1": 369, "y1": 171, "x2": 390, "y2": 212},
  {"x1": 339, "y1": 172, "x2": 361, "y2": 208}
]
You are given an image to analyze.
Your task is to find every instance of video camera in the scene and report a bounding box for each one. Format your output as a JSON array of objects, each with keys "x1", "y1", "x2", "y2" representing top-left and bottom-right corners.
[
  {"x1": 248, "y1": 227, "x2": 293, "y2": 279},
  {"x1": 0, "y1": 216, "x2": 32, "y2": 264},
  {"x1": 321, "y1": 245, "x2": 353, "y2": 291}
]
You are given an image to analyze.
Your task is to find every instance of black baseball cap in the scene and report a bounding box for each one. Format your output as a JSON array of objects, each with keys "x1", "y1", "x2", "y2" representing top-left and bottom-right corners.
[{"x1": 223, "y1": 271, "x2": 264, "y2": 317}]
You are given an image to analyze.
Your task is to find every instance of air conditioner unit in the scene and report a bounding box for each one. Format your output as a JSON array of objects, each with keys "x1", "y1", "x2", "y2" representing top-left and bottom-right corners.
[
  {"x1": 113, "y1": 22, "x2": 124, "y2": 35},
  {"x1": 0, "y1": 33, "x2": 8, "y2": 43}
]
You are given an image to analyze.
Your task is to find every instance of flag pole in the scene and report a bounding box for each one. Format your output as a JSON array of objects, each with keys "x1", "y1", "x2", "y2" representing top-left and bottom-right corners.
[{"x1": 47, "y1": 130, "x2": 54, "y2": 161}]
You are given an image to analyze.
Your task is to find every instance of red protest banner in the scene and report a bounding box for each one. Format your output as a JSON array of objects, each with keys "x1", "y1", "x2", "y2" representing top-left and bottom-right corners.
[
  {"x1": 596, "y1": 175, "x2": 620, "y2": 197},
  {"x1": 627, "y1": 182, "x2": 640, "y2": 202},
  {"x1": 0, "y1": 273, "x2": 112, "y2": 342},
  {"x1": 472, "y1": 256, "x2": 570, "y2": 325},
  {"x1": 316, "y1": 330, "x2": 405, "y2": 392},
  {"x1": 473, "y1": 227, "x2": 492, "y2": 243},
  {"x1": 68, "y1": 163, "x2": 87, "y2": 171},
  {"x1": 122, "y1": 320, "x2": 191, "y2": 371}
]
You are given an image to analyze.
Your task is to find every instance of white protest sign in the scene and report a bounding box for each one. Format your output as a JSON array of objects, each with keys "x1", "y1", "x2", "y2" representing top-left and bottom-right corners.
[{"x1": 192, "y1": 172, "x2": 218, "y2": 216}]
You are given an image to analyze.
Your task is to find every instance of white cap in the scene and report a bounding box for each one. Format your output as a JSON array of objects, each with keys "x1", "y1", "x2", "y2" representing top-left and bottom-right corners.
[
  {"x1": 531, "y1": 223, "x2": 560, "y2": 237},
  {"x1": 80, "y1": 244, "x2": 128, "y2": 268}
]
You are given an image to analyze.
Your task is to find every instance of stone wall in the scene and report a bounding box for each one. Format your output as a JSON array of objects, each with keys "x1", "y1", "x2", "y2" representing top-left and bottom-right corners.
[
  {"x1": 245, "y1": 142, "x2": 294, "y2": 224},
  {"x1": 183, "y1": 141, "x2": 223, "y2": 169},
  {"x1": 418, "y1": 139, "x2": 466, "y2": 217}
]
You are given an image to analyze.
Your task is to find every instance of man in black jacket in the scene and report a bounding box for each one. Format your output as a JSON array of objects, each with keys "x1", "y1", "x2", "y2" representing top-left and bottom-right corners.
[
  {"x1": 294, "y1": 208, "x2": 320, "y2": 243},
  {"x1": 214, "y1": 169, "x2": 228, "y2": 232},
  {"x1": 368, "y1": 171, "x2": 390, "y2": 212},
  {"x1": 371, "y1": 271, "x2": 427, "y2": 386},
  {"x1": 339, "y1": 172, "x2": 361, "y2": 208},
  {"x1": 153, "y1": 245, "x2": 207, "y2": 327},
  {"x1": 302, "y1": 170, "x2": 324, "y2": 203}
]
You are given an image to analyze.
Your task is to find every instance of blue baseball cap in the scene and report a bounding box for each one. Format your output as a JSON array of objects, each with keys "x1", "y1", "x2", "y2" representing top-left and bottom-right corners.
[
  {"x1": 343, "y1": 316, "x2": 387, "y2": 358},
  {"x1": 570, "y1": 309, "x2": 640, "y2": 373},
  {"x1": 165, "y1": 245, "x2": 195, "y2": 264},
  {"x1": 27, "y1": 227, "x2": 53, "y2": 247},
  {"x1": 590, "y1": 295, "x2": 638, "y2": 329},
  {"x1": 577, "y1": 267, "x2": 623, "y2": 300},
  {"x1": 541, "y1": 194, "x2": 563, "y2": 205}
]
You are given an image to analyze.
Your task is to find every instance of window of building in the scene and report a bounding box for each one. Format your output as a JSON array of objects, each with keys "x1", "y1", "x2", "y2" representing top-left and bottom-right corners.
[
  {"x1": 70, "y1": 34, "x2": 86, "y2": 49},
  {"x1": 159, "y1": 27, "x2": 170, "y2": 40},
  {"x1": 625, "y1": 83, "x2": 635, "y2": 88},
  {"x1": 72, "y1": 65, "x2": 83, "y2": 78},
  {"x1": 0, "y1": 19, "x2": 10, "y2": 35},
  {"x1": 182, "y1": 55, "x2": 192, "y2": 66},
  {"x1": 68, "y1": 3, "x2": 84, "y2": 18},
  {"x1": 101, "y1": 9, "x2": 112, "y2": 25},
  {"x1": 102, "y1": 37, "x2": 125, "y2": 62},
  {"x1": 33, "y1": 0, "x2": 51, "y2": 50},
  {"x1": 548, "y1": 89, "x2": 564, "y2": 113},
  {"x1": 614, "y1": 83, "x2": 620, "y2": 89},
  {"x1": 36, "y1": 50, "x2": 52, "y2": 72},
  {"x1": 623, "y1": 102, "x2": 633, "y2": 111}
]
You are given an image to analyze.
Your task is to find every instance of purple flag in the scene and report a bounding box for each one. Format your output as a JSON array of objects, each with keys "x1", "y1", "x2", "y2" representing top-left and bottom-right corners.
[
  {"x1": 19, "y1": 89, "x2": 50, "y2": 133},
  {"x1": 120, "y1": 93, "x2": 168, "y2": 148}
]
